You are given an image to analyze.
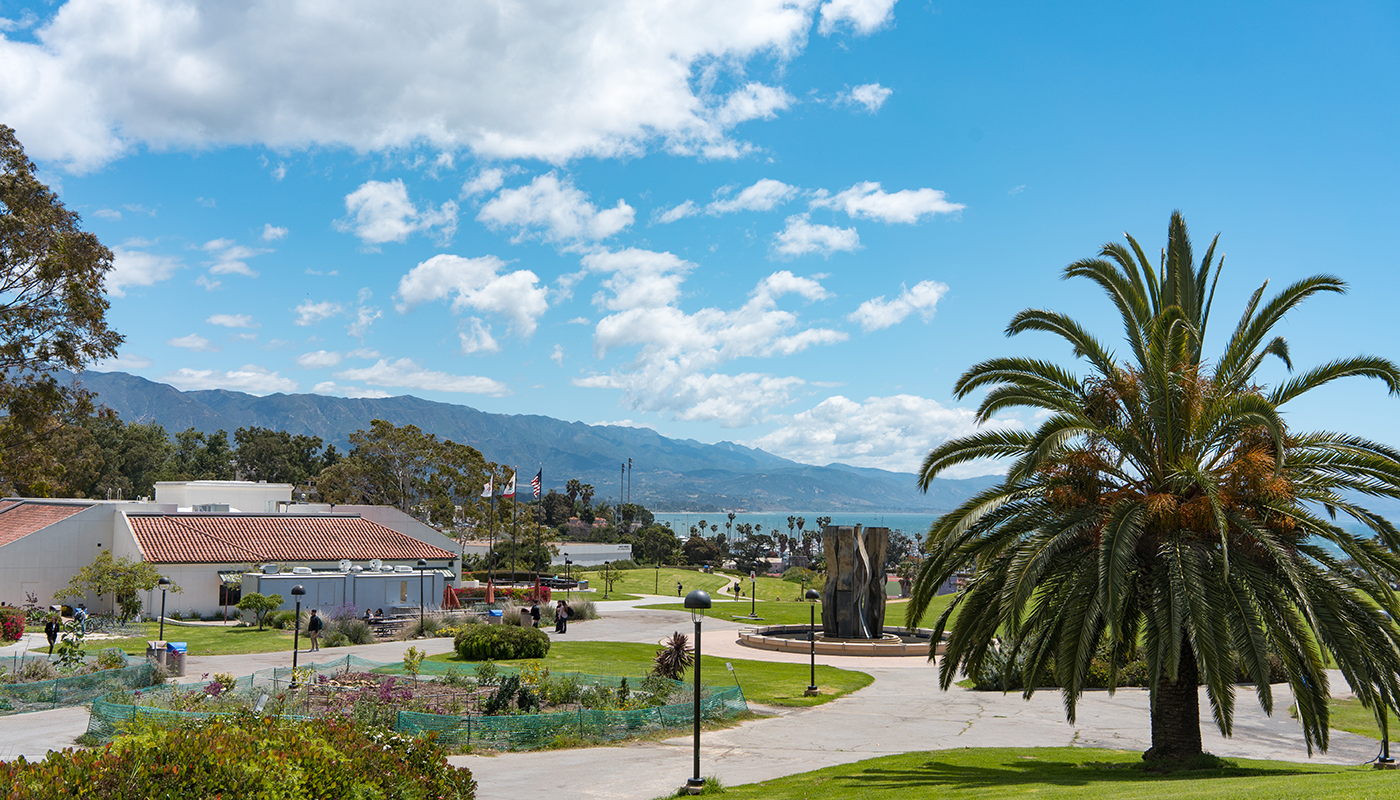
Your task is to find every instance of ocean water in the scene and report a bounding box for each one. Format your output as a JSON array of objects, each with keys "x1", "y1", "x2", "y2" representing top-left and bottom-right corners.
[{"x1": 653, "y1": 511, "x2": 936, "y2": 538}]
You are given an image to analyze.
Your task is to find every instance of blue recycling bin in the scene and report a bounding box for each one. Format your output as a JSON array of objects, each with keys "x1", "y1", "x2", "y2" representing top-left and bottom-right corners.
[{"x1": 487, "y1": 609, "x2": 503, "y2": 625}]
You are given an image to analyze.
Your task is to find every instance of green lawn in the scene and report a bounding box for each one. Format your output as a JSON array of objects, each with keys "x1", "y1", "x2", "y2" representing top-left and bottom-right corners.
[
  {"x1": 639, "y1": 594, "x2": 955, "y2": 629},
  {"x1": 422, "y1": 640, "x2": 872, "y2": 707},
  {"x1": 103, "y1": 622, "x2": 297, "y2": 656},
  {"x1": 1293, "y1": 697, "x2": 1394, "y2": 741},
  {"x1": 707, "y1": 747, "x2": 1391, "y2": 800},
  {"x1": 592, "y1": 592, "x2": 642, "y2": 602},
  {"x1": 575, "y1": 567, "x2": 731, "y2": 597}
]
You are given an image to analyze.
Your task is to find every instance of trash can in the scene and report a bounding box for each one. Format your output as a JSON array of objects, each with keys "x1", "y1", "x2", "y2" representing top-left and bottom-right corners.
[
  {"x1": 145, "y1": 641, "x2": 167, "y2": 668},
  {"x1": 519, "y1": 607, "x2": 532, "y2": 626},
  {"x1": 166, "y1": 641, "x2": 187, "y2": 677},
  {"x1": 486, "y1": 609, "x2": 503, "y2": 625}
]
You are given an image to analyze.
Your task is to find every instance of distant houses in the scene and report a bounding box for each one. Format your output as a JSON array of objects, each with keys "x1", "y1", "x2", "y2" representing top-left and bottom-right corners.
[{"x1": 0, "y1": 480, "x2": 457, "y2": 619}]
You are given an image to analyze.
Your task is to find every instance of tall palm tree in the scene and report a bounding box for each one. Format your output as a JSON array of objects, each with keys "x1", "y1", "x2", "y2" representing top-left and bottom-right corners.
[{"x1": 910, "y1": 212, "x2": 1400, "y2": 763}]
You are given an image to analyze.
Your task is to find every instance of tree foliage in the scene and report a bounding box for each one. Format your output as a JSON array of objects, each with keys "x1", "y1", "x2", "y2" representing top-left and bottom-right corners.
[
  {"x1": 236, "y1": 592, "x2": 284, "y2": 630},
  {"x1": 59, "y1": 551, "x2": 176, "y2": 622},
  {"x1": 910, "y1": 212, "x2": 1400, "y2": 763},
  {"x1": 233, "y1": 426, "x2": 330, "y2": 485},
  {"x1": 0, "y1": 126, "x2": 123, "y2": 493}
]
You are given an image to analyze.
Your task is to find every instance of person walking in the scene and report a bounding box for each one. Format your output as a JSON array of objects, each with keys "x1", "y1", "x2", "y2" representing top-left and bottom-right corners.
[
  {"x1": 529, "y1": 600, "x2": 541, "y2": 628},
  {"x1": 307, "y1": 609, "x2": 323, "y2": 652},
  {"x1": 676, "y1": 581, "x2": 683, "y2": 597},
  {"x1": 44, "y1": 616, "x2": 59, "y2": 655},
  {"x1": 559, "y1": 601, "x2": 570, "y2": 634}
]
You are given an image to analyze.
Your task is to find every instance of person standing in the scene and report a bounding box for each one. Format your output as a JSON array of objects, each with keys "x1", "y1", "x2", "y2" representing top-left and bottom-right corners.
[
  {"x1": 553, "y1": 600, "x2": 565, "y2": 634},
  {"x1": 529, "y1": 600, "x2": 541, "y2": 628},
  {"x1": 44, "y1": 616, "x2": 59, "y2": 654},
  {"x1": 307, "y1": 609, "x2": 323, "y2": 652},
  {"x1": 559, "y1": 601, "x2": 570, "y2": 634},
  {"x1": 676, "y1": 581, "x2": 683, "y2": 597}
]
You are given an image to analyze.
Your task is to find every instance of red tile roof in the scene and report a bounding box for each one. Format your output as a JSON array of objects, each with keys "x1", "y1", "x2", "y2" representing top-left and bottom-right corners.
[
  {"x1": 127, "y1": 514, "x2": 456, "y2": 564},
  {"x1": 0, "y1": 501, "x2": 90, "y2": 547}
]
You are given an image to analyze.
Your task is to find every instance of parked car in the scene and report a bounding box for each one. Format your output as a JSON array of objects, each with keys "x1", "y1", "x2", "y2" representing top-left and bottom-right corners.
[{"x1": 540, "y1": 575, "x2": 579, "y2": 589}]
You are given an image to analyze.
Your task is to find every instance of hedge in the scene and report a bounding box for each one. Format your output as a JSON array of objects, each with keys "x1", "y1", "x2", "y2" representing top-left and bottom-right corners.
[
  {"x1": 455, "y1": 625, "x2": 551, "y2": 660},
  {"x1": 0, "y1": 608, "x2": 24, "y2": 642}
]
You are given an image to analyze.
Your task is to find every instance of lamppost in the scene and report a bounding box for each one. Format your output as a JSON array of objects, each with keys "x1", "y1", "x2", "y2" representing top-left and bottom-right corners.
[
  {"x1": 289, "y1": 584, "x2": 305, "y2": 689},
  {"x1": 417, "y1": 558, "x2": 428, "y2": 633},
  {"x1": 750, "y1": 570, "x2": 756, "y2": 618},
  {"x1": 655, "y1": 560, "x2": 659, "y2": 595},
  {"x1": 603, "y1": 561, "x2": 610, "y2": 600},
  {"x1": 157, "y1": 577, "x2": 171, "y2": 641},
  {"x1": 683, "y1": 589, "x2": 712, "y2": 793},
  {"x1": 564, "y1": 554, "x2": 571, "y2": 598},
  {"x1": 804, "y1": 588, "x2": 821, "y2": 696}
]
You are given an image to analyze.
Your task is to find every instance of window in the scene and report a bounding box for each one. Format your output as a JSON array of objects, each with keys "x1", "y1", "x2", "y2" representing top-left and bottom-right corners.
[{"x1": 400, "y1": 581, "x2": 408, "y2": 602}]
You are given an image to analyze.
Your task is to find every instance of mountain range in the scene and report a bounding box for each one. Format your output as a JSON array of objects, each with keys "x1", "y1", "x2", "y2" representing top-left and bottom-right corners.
[{"x1": 65, "y1": 370, "x2": 999, "y2": 513}]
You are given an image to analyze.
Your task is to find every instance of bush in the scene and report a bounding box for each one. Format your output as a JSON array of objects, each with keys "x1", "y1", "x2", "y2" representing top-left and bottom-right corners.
[
  {"x1": 14, "y1": 659, "x2": 59, "y2": 683},
  {"x1": 96, "y1": 648, "x2": 129, "y2": 670},
  {"x1": 455, "y1": 625, "x2": 550, "y2": 661},
  {"x1": 0, "y1": 714, "x2": 477, "y2": 798},
  {"x1": 0, "y1": 608, "x2": 25, "y2": 642},
  {"x1": 268, "y1": 609, "x2": 300, "y2": 630},
  {"x1": 324, "y1": 618, "x2": 374, "y2": 647},
  {"x1": 566, "y1": 599, "x2": 598, "y2": 621}
]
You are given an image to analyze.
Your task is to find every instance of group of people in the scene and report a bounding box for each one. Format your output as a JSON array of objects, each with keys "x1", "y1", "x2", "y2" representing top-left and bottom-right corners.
[
  {"x1": 525, "y1": 599, "x2": 573, "y2": 633},
  {"x1": 360, "y1": 608, "x2": 387, "y2": 621}
]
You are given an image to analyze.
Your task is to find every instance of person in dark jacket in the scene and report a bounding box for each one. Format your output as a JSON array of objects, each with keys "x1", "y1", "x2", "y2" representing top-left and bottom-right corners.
[
  {"x1": 44, "y1": 616, "x2": 59, "y2": 654},
  {"x1": 307, "y1": 610, "x2": 323, "y2": 651},
  {"x1": 529, "y1": 601, "x2": 541, "y2": 628}
]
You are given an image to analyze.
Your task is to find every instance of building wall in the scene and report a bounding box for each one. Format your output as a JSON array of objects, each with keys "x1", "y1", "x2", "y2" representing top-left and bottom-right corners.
[
  {"x1": 0, "y1": 502, "x2": 162, "y2": 613},
  {"x1": 154, "y1": 481, "x2": 293, "y2": 511},
  {"x1": 242, "y1": 570, "x2": 444, "y2": 616}
]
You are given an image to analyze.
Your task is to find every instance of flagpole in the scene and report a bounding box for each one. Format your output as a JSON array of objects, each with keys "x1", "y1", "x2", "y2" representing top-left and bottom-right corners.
[
  {"x1": 510, "y1": 467, "x2": 517, "y2": 585},
  {"x1": 533, "y1": 466, "x2": 543, "y2": 598},
  {"x1": 489, "y1": 487, "x2": 497, "y2": 591}
]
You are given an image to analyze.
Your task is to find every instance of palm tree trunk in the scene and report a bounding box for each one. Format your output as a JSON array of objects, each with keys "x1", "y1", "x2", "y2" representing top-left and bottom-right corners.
[{"x1": 1145, "y1": 632, "x2": 1202, "y2": 762}]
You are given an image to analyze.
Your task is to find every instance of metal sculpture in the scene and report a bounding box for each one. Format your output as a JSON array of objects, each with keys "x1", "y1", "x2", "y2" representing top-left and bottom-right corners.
[{"x1": 819, "y1": 525, "x2": 888, "y2": 639}]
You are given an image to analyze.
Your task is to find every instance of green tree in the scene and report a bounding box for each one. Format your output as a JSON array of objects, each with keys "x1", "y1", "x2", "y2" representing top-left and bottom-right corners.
[
  {"x1": 682, "y1": 535, "x2": 721, "y2": 566},
  {"x1": 159, "y1": 428, "x2": 234, "y2": 481},
  {"x1": 629, "y1": 523, "x2": 680, "y2": 565},
  {"x1": 0, "y1": 126, "x2": 123, "y2": 494},
  {"x1": 234, "y1": 426, "x2": 325, "y2": 485},
  {"x1": 58, "y1": 551, "x2": 176, "y2": 622},
  {"x1": 541, "y1": 491, "x2": 573, "y2": 527},
  {"x1": 910, "y1": 213, "x2": 1400, "y2": 763},
  {"x1": 236, "y1": 592, "x2": 284, "y2": 630}
]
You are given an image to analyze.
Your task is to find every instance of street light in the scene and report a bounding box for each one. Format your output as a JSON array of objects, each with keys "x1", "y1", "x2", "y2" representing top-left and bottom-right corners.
[
  {"x1": 804, "y1": 588, "x2": 821, "y2": 696},
  {"x1": 289, "y1": 584, "x2": 306, "y2": 689},
  {"x1": 157, "y1": 577, "x2": 171, "y2": 641},
  {"x1": 603, "y1": 561, "x2": 610, "y2": 600},
  {"x1": 417, "y1": 559, "x2": 428, "y2": 633},
  {"x1": 683, "y1": 589, "x2": 712, "y2": 793},
  {"x1": 564, "y1": 554, "x2": 571, "y2": 597},
  {"x1": 655, "y1": 560, "x2": 659, "y2": 595}
]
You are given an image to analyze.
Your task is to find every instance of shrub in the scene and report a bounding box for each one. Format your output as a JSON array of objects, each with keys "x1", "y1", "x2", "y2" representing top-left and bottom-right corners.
[
  {"x1": 14, "y1": 659, "x2": 59, "y2": 683},
  {"x1": 407, "y1": 615, "x2": 444, "y2": 638},
  {"x1": 268, "y1": 609, "x2": 299, "y2": 630},
  {"x1": 0, "y1": 608, "x2": 25, "y2": 642},
  {"x1": 96, "y1": 648, "x2": 129, "y2": 670},
  {"x1": 473, "y1": 660, "x2": 500, "y2": 687},
  {"x1": 455, "y1": 625, "x2": 550, "y2": 661},
  {"x1": 322, "y1": 631, "x2": 350, "y2": 648},
  {"x1": 0, "y1": 714, "x2": 477, "y2": 798},
  {"x1": 565, "y1": 599, "x2": 598, "y2": 621},
  {"x1": 325, "y1": 618, "x2": 373, "y2": 646},
  {"x1": 539, "y1": 674, "x2": 582, "y2": 706},
  {"x1": 652, "y1": 631, "x2": 693, "y2": 680}
]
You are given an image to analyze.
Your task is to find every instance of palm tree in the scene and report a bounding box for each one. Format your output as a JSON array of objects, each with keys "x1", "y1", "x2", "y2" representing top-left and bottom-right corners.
[{"x1": 910, "y1": 212, "x2": 1400, "y2": 763}]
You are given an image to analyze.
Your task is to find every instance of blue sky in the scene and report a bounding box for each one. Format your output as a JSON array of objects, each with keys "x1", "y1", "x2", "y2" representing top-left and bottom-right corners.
[{"x1": 1, "y1": 1, "x2": 1397, "y2": 477}]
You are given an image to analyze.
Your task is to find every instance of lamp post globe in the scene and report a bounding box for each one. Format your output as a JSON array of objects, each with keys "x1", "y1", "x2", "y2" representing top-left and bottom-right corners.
[
  {"x1": 156, "y1": 577, "x2": 171, "y2": 641},
  {"x1": 683, "y1": 589, "x2": 712, "y2": 791},
  {"x1": 416, "y1": 559, "x2": 428, "y2": 632},
  {"x1": 289, "y1": 584, "x2": 306, "y2": 688},
  {"x1": 804, "y1": 588, "x2": 821, "y2": 696}
]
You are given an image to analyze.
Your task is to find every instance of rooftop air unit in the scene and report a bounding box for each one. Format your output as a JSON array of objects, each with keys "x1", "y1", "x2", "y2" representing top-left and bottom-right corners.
[
  {"x1": 292, "y1": 566, "x2": 313, "y2": 575},
  {"x1": 338, "y1": 559, "x2": 352, "y2": 572},
  {"x1": 394, "y1": 565, "x2": 412, "y2": 573},
  {"x1": 261, "y1": 564, "x2": 279, "y2": 574},
  {"x1": 368, "y1": 559, "x2": 383, "y2": 571}
]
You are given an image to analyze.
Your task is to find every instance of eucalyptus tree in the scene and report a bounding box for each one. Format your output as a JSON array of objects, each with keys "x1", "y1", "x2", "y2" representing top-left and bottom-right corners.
[{"x1": 910, "y1": 212, "x2": 1400, "y2": 762}]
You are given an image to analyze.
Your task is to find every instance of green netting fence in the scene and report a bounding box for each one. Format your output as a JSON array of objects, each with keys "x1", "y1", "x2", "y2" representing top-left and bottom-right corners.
[
  {"x1": 84, "y1": 655, "x2": 747, "y2": 751},
  {"x1": 0, "y1": 657, "x2": 161, "y2": 716}
]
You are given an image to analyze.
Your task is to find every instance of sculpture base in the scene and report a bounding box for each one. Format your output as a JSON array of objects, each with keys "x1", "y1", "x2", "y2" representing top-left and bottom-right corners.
[{"x1": 736, "y1": 625, "x2": 945, "y2": 657}]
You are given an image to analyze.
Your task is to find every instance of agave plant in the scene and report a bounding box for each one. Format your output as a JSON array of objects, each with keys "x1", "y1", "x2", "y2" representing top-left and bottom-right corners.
[{"x1": 652, "y1": 631, "x2": 694, "y2": 681}]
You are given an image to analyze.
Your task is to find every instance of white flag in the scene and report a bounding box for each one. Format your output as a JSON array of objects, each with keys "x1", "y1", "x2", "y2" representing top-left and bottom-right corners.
[{"x1": 481, "y1": 477, "x2": 493, "y2": 498}]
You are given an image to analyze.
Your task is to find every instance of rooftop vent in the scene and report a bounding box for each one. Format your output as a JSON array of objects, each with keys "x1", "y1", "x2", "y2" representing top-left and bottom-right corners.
[
  {"x1": 193, "y1": 503, "x2": 230, "y2": 513},
  {"x1": 261, "y1": 564, "x2": 279, "y2": 574},
  {"x1": 291, "y1": 566, "x2": 313, "y2": 575}
]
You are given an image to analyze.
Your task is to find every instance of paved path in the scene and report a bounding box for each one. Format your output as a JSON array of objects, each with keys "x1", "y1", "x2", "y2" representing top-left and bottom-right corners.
[{"x1": 0, "y1": 595, "x2": 1386, "y2": 800}]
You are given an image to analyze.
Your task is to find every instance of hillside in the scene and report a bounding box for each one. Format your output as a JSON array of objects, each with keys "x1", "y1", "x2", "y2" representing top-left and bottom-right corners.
[{"x1": 65, "y1": 370, "x2": 1000, "y2": 513}]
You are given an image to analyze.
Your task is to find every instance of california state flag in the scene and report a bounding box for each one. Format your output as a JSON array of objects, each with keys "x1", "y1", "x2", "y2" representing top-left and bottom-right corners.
[
  {"x1": 502, "y1": 472, "x2": 517, "y2": 498},
  {"x1": 481, "y1": 477, "x2": 493, "y2": 498}
]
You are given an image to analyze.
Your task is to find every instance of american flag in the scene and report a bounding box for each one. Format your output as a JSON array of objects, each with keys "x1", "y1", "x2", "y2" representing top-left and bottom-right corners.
[{"x1": 531, "y1": 468, "x2": 542, "y2": 499}]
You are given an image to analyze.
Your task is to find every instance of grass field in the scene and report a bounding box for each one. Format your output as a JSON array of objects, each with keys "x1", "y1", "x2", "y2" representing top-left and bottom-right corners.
[
  {"x1": 422, "y1": 640, "x2": 872, "y2": 707},
  {"x1": 639, "y1": 594, "x2": 956, "y2": 629},
  {"x1": 103, "y1": 622, "x2": 296, "y2": 656},
  {"x1": 575, "y1": 567, "x2": 731, "y2": 597},
  {"x1": 703, "y1": 746, "x2": 1392, "y2": 800},
  {"x1": 1296, "y1": 698, "x2": 1395, "y2": 741}
]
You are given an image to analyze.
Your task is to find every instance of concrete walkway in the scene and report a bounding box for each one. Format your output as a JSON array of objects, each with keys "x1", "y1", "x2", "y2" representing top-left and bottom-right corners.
[{"x1": 0, "y1": 596, "x2": 1387, "y2": 800}]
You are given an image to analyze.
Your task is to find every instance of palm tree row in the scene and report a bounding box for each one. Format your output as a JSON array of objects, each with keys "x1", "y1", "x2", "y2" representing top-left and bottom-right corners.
[{"x1": 910, "y1": 212, "x2": 1400, "y2": 762}]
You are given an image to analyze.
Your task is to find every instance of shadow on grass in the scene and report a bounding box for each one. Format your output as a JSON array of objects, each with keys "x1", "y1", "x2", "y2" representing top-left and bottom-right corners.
[{"x1": 832, "y1": 755, "x2": 1323, "y2": 792}]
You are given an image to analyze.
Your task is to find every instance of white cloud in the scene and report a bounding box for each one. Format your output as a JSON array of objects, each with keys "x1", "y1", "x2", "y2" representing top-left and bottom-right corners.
[
  {"x1": 311, "y1": 381, "x2": 392, "y2": 399},
  {"x1": 550, "y1": 344, "x2": 565, "y2": 366},
  {"x1": 196, "y1": 275, "x2": 222, "y2": 291},
  {"x1": 458, "y1": 318, "x2": 500, "y2": 354},
  {"x1": 843, "y1": 82, "x2": 892, "y2": 113},
  {"x1": 347, "y1": 290, "x2": 381, "y2": 339},
  {"x1": 201, "y1": 238, "x2": 269, "y2": 277},
  {"x1": 1009, "y1": 184, "x2": 1026, "y2": 196},
  {"x1": 294, "y1": 300, "x2": 343, "y2": 326},
  {"x1": 93, "y1": 208, "x2": 121, "y2": 221},
  {"x1": 818, "y1": 0, "x2": 897, "y2": 36},
  {"x1": 654, "y1": 200, "x2": 699, "y2": 224},
  {"x1": 347, "y1": 347, "x2": 381, "y2": 359},
  {"x1": 591, "y1": 419, "x2": 656, "y2": 430},
  {"x1": 462, "y1": 168, "x2": 505, "y2": 197},
  {"x1": 395, "y1": 254, "x2": 548, "y2": 337},
  {"x1": 91, "y1": 352, "x2": 153, "y2": 371},
  {"x1": 296, "y1": 350, "x2": 342, "y2": 369},
  {"x1": 261, "y1": 223, "x2": 288, "y2": 241},
  {"x1": 848, "y1": 280, "x2": 949, "y2": 331},
  {"x1": 335, "y1": 358, "x2": 509, "y2": 396},
  {"x1": 106, "y1": 245, "x2": 182, "y2": 297},
  {"x1": 1, "y1": 2, "x2": 843, "y2": 172},
  {"x1": 708, "y1": 178, "x2": 797, "y2": 215},
  {"x1": 772, "y1": 214, "x2": 861, "y2": 257},
  {"x1": 811, "y1": 181, "x2": 964, "y2": 224},
  {"x1": 710, "y1": 82, "x2": 792, "y2": 128},
  {"x1": 166, "y1": 333, "x2": 219, "y2": 352},
  {"x1": 478, "y1": 173, "x2": 633, "y2": 246},
  {"x1": 163, "y1": 365, "x2": 299, "y2": 395},
  {"x1": 576, "y1": 263, "x2": 846, "y2": 426},
  {"x1": 206, "y1": 313, "x2": 257, "y2": 328},
  {"x1": 335, "y1": 179, "x2": 458, "y2": 246},
  {"x1": 746, "y1": 394, "x2": 1016, "y2": 476}
]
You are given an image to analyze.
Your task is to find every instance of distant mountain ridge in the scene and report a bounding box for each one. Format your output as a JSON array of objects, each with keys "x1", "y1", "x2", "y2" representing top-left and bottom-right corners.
[{"x1": 64, "y1": 370, "x2": 999, "y2": 513}]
